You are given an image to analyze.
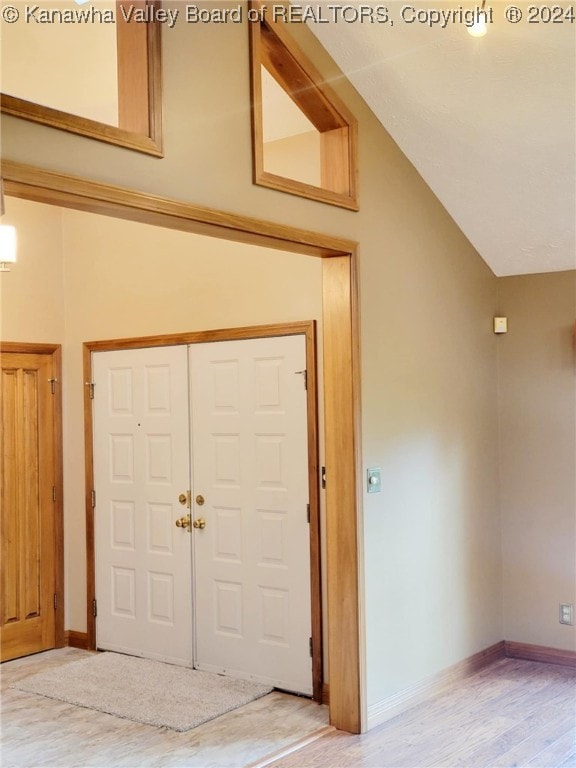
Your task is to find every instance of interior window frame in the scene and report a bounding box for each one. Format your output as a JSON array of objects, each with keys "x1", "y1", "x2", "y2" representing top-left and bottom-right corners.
[
  {"x1": 0, "y1": 0, "x2": 163, "y2": 157},
  {"x1": 249, "y1": 1, "x2": 359, "y2": 210}
]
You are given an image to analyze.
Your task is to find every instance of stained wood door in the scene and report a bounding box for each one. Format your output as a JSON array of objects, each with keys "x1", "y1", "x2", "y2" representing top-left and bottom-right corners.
[
  {"x1": 189, "y1": 336, "x2": 313, "y2": 695},
  {"x1": 93, "y1": 346, "x2": 193, "y2": 666},
  {"x1": 0, "y1": 352, "x2": 57, "y2": 661}
]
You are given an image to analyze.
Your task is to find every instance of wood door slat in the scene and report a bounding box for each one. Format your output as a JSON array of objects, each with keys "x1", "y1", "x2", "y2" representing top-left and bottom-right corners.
[
  {"x1": 1, "y1": 369, "x2": 20, "y2": 624},
  {"x1": 22, "y1": 369, "x2": 41, "y2": 620}
]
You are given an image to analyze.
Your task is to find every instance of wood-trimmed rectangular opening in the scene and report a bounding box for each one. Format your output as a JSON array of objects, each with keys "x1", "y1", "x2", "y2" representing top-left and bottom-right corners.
[
  {"x1": 0, "y1": 1, "x2": 163, "y2": 156},
  {"x1": 3, "y1": 160, "x2": 365, "y2": 734},
  {"x1": 249, "y1": 1, "x2": 359, "y2": 210}
]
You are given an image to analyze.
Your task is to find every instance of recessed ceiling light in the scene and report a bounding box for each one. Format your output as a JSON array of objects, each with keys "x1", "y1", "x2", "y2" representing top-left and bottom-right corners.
[{"x1": 468, "y1": 0, "x2": 489, "y2": 36}]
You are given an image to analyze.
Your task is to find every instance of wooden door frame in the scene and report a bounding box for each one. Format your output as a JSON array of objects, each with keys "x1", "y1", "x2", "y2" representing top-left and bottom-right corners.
[
  {"x1": 0, "y1": 341, "x2": 65, "y2": 650},
  {"x1": 85, "y1": 321, "x2": 322, "y2": 699},
  {"x1": 2, "y1": 160, "x2": 365, "y2": 734}
]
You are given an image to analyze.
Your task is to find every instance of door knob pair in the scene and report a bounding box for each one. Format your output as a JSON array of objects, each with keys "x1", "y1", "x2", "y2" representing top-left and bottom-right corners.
[
  {"x1": 175, "y1": 515, "x2": 206, "y2": 530},
  {"x1": 176, "y1": 491, "x2": 206, "y2": 531}
]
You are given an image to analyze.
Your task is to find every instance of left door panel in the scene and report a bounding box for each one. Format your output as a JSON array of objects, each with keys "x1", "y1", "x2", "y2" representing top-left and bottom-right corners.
[
  {"x1": 93, "y1": 346, "x2": 193, "y2": 666},
  {"x1": 1, "y1": 352, "x2": 56, "y2": 661}
]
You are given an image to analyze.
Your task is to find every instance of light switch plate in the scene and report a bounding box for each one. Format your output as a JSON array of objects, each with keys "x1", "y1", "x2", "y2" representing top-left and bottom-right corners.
[{"x1": 367, "y1": 468, "x2": 381, "y2": 493}]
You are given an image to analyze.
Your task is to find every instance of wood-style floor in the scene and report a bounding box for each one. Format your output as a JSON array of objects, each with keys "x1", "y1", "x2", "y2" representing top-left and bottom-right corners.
[
  {"x1": 1, "y1": 651, "x2": 575, "y2": 768},
  {"x1": 272, "y1": 658, "x2": 576, "y2": 768},
  {"x1": 1, "y1": 648, "x2": 329, "y2": 768}
]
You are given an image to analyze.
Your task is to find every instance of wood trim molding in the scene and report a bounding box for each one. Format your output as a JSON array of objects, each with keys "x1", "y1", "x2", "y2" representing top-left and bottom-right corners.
[
  {"x1": 259, "y1": 23, "x2": 346, "y2": 133},
  {"x1": 367, "y1": 641, "x2": 506, "y2": 730},
  {"x1": 146, "y1": 1, "x2": 163, "y2": 152},
  {"x1": 366, "y1": 640, "x2": 576, "y2": 731},
  {"x1": 322, "y1": 256, "x2": 363, "y2": 732},
  {"x1": 1, "y1": 95, "x2": 162, "y2": 158},
  {"x1": 117, "y1": 0, "x2": 150, "y2": 136},
  {"x1": 51, "y1": 345, "x2": 65, "y2": 650},
  {"x1": 83, "y1": 343, "x2": 96, "y2": 649},
  {"x1": 4, "y1": 162, "x2": 363, "y2": 734},
  {"x1": 84, "y1": 321, "x2": 324, "y2": 704},
  {"x1": 2, "y1": 162, "x2": 354, "y2": 259},
  {"x1": 505, "y1": 641, "x2": 576, "y2": 668},
  {"x1": 84, "y1": 321, "x2": 319, "y2": 351},
  {"x1": 1, "y1": 4, "x2": 162, "y2": 156},
  {"x1": 0, "y1": 342, "x2": 61, "y2": 355},
  {"x1": 65, "y1": 631, "x2": 91, "y2": 650},
  {"x1": 0, "y1": 342, "x2": 65, "y2": 650},
  {"x1": 247, "y1": 725, "x2": 335, "y2": 768},
  {"x1": 249, "y1": 1, "x2": 359, "y2": 210},
  {"x1": 303, "y1": 323, "x2": 323, "y2": 704},
  {"x1": 116, "y1": 0, "x2": 163, "y2": 143},
  {"x1": 254, "y1": 170, "x2": 359, "y2": 212}
]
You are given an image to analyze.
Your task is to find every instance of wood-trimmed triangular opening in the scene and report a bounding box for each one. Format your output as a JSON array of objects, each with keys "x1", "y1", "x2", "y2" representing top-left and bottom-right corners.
[{"x1": 249, "y1": 1, "x2": 359, "y2": 210}]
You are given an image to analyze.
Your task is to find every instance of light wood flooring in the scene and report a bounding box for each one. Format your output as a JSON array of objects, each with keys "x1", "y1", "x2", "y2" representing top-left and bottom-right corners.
[
  {"x1": 1, "y1": 648, "x2": 329, "y2": 768},
  {"x1": 272, "y1": 657, "x2": 576, "y2": 768},
  {"x1": 2, "y1": 651, "x2": 575, "y2": 768}
]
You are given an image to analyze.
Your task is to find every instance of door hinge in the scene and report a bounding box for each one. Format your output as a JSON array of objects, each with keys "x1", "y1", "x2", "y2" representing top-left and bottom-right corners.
[
  {"x1": 321, "y1": 466, "x2": 326, "y2": 489},
  {"x1": 52, "y1": 486, "x2": 56, "y2": 502},
  {"x1": 307, "y1": 503, "x2": 310, "y2": 523},
  {"x1": 92, "y1": 599, "x2": 97, "y2": 617},
  {"x1": 49, "y1": 378, "x2": 57, "y2": 395},
  {"x1": 54, "y1": 593, "x2": 58, "y2": 610},
  {"x1": 91, "y1": 490, "x2": 96, "y2": 508},
  {"x1": 295, "y1": 369, "x2": 307, "y2": 390},
  {"x1": 309, "y1": 637, "x2": 313, "y2": 657},
  {"x1": 87, "y1": 382, "x2": 95, "y2": 399}
]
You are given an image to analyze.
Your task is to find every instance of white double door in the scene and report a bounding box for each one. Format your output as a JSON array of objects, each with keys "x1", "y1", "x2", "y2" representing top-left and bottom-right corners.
[{"x1": 93, "y1": 335, "x2": 312, "y2": 694}]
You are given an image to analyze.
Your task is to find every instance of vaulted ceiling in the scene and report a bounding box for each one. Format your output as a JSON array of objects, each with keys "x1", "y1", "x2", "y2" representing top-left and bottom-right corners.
[{"x1": 295, "y1": 1, "x2": 576, "y2": 276}]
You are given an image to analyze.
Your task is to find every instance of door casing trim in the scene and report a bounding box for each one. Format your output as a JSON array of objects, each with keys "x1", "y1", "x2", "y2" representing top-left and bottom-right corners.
[{"x1": 3, "y1": 161, "x2": 365, "y2": 733}]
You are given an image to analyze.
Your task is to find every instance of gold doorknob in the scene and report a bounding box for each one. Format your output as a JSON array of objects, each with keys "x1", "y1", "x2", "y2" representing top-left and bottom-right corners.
[
  {"x1": 175, "y1": 514, "x2": 191, "y2": 531},
  {"x1": 192, "y1": 518, "x2": 206, "y2": 530}
]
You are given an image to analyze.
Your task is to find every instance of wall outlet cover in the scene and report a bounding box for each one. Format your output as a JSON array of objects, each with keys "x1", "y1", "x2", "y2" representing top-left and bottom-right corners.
[{"x1": 494, "y1": 317, "x2": 508, "y2": 334}]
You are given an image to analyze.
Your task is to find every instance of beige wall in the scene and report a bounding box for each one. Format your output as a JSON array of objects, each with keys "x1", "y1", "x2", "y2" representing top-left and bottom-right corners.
[
  {"x1": 1, "y1": 1, "x2": 118, "y2": 125},
  {"x1": 0, "y1": 198, "x2": 65, "y2": 343},
  {"x1": 263, "y1": 131, "x2": 322, "y2": 187},
  {"x1": 1, "y1": 11, "x2": 508, "y2": 713},
  {"x1": 362, "y1": 195, "x2": 501, "y2": 705},
  {"x1": 498, "y1": 271, "x2": 576, "y2": 651}
]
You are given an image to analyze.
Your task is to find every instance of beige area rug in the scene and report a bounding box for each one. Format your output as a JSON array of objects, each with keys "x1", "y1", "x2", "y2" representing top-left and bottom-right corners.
[{"x1": 12, "y1": 651, "x2": 273, "y2": 731}]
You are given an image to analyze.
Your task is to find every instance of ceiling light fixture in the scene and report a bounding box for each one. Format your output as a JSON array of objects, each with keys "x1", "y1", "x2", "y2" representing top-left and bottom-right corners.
[
  {"x1": 0, "y1": 177, "x2": 17, "y2": 272},
  {"x1": 468, "y1": 0, "x2": 489, "y2": 37}
]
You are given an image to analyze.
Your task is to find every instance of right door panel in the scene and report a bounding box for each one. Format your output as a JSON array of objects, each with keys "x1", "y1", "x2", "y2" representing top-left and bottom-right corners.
[{"x1": 189, "y1": 335, "x2": 312, "y2": 695}]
